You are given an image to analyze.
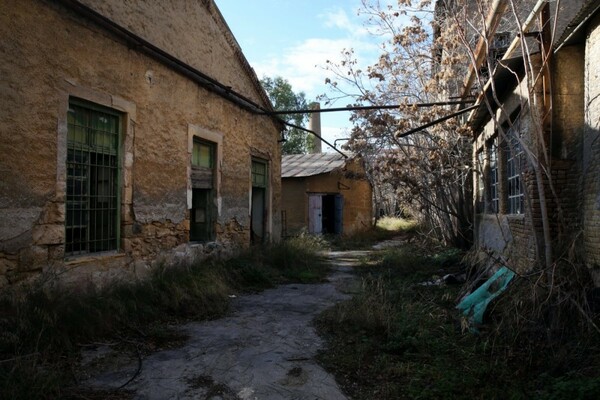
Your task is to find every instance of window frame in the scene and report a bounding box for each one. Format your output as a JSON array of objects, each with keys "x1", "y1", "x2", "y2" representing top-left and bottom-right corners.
[
  {"x1": 251, "y1": 159, "x2": 268, "y2": 189},
  {"x1": 190, "y1": 138, "x2": 217, "y2": 242},
  {"x1": 65, "y1": 99, "x2": 122, "y2": 256},
  {"x1": 192, "y1": 139, "x2": 215, "y2": 169},
  {"x1": 505, "y1": 119, "x2": 524, "y2": 215},
  {"x1": 488, "y1": 137, "x2": 499, "y2": 214}
]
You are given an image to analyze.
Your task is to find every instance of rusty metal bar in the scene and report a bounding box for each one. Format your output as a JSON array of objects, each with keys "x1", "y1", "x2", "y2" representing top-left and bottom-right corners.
[{"x1": 261, "y1": 101, "x2": 476, "y2": 116}]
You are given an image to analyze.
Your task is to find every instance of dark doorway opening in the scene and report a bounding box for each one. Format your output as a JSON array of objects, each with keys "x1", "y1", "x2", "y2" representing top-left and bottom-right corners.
[{"x1": 321, "y1": 194, "x2": 343, "y2": 234}]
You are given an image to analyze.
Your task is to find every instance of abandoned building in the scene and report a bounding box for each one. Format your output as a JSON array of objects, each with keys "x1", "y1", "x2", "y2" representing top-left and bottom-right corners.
[
  {"x1": 281, "y1": 152, "x2": 373, "y2": 236},
  {"x1": 0, "y1": 0, "x2": 283, "y2": 288},
  {"x1": 446, "y1": 0, "x2": 600, "y2": 283},
  {"x1": 280, "y1": 103, "x2": 373, "y2": 237}
]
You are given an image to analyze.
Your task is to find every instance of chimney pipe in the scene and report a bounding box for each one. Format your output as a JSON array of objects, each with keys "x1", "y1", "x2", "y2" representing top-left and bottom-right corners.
[{"x1": 308, "y1": 102, "x2": 322, "y2": 154}]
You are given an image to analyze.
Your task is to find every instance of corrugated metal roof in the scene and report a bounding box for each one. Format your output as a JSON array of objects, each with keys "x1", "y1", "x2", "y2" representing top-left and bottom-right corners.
[{"x1": 282, "y1": 152, "x2": 350, "y2": 178}]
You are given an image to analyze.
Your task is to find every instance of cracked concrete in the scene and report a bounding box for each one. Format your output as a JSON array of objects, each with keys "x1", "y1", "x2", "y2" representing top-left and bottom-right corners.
[{"x1": 81, "y1": 252, "x2": 362, "y2": 399}]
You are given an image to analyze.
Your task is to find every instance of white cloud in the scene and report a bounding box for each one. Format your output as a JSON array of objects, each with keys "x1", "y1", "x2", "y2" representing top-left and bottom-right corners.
[
  {"x1": 321, "y1": 7, "x2": 371, "y2": 37},
  {"x1": 323, "y1": 8, "x2": 353, "y2": 33}
]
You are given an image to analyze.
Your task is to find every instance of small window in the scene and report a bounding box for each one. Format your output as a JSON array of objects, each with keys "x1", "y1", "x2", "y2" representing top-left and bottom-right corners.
[
  {"x1": 66, "y1": 100, "x2": 121, "y2": 255},
  {"x1": 252, "y1": 160, "x2": 267, "y2": 188},
  {"x1": 193, "y1": 140, "x2": 214, "y2": 168}
]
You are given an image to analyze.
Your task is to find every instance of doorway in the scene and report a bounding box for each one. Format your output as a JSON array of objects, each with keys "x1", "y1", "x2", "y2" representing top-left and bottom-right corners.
[
  {"x1": 308, "y1": 193, "x2": 343, "y2": 234},
  {"x1": 251, "y1": 159, "x2": 268, "y2": 243}
]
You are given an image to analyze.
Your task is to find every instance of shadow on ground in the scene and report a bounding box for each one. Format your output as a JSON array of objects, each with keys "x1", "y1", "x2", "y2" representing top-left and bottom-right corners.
[{"x1": 77, "y1": 250, "x2": 377, "y2": 400}]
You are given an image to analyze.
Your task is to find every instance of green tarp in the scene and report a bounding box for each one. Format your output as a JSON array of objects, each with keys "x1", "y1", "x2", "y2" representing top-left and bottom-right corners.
[{"x1": 457, "y1": 266, "x2": 516, "y2": 332}]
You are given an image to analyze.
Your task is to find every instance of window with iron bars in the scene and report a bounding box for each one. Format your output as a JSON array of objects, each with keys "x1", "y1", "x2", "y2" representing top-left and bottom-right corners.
[
  {"x1": 506, "y1": 120, "x2": 524, "y2": 214},
  {"x1": 489, "y1": 138, "x2": 499, "y2": 213},
  {"x1": 66, "y1": 100, "x2": 120, "y2": 256},
  {"x1": 476, "y1": 150, "x2": 485, "y2": 213}
]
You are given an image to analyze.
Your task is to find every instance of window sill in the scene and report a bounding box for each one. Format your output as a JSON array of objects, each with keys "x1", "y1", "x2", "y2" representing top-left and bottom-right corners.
[{"x1": 65, "y1": 251, "x2": 125, "y2": 266}]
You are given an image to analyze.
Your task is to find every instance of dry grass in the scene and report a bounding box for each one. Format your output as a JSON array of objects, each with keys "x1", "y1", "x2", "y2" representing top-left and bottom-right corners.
[
  {"x1": 376, "y1": 217, "x2": 418, "y2": 232},
  {"x1": 316, "y1": 244, "x2": 600, "y2": 399},
  {"x1": 0, "y1": 236, "x2": 329, "y2": 399}
]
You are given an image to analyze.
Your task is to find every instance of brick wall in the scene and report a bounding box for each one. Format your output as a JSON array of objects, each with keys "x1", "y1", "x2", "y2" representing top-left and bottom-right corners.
[{"x1": 473, "y1": 47, "x2": 586, "y2": 274}]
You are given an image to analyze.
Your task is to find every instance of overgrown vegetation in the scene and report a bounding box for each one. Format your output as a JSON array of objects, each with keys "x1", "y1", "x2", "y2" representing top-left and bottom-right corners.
[
  {"x1": 327, "y1": 217, "x2": 418, "y2": 250},
  {"x1": 316, "y1": 244, "x2": 600, "y2": 399},
  {"x1": 0, "y1": 235, "x2": 327, "y2": 400}
]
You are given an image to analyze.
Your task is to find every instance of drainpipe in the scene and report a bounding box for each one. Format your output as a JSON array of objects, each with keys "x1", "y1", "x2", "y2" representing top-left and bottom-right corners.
[{"x1": 308, "y1": 102, "x2": 322, "y2": 154}]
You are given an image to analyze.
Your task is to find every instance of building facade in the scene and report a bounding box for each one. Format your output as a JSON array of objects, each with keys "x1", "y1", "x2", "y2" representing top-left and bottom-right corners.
[
  {"x1": 281, "y1": 153, "x2": 373, "y2": 237},
  {"x1": 0, "y1": 0, "x2": 282, "y2": 287},
  {"x1": 447, "y1": 0, "x2": 600, "y2": 283}
]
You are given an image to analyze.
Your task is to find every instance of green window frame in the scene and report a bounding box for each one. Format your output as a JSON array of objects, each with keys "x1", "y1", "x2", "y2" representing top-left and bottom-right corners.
[
  {"x1": 251, "y1": 160, "x2": 267, "y2": 188},
  {"x1": 66, "y1": 100, "x2": 121, "y2": 256},
  {"x1": 192, "y1": 140, "x2": 214, "y2": 169}
]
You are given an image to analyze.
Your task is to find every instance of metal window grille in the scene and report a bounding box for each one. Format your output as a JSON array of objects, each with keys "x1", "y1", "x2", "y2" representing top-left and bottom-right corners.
[
  {"x1": 489, "y1": 139, "x2": 499, "y2": 213},
  {"x1": 507, "y1": 125, "x2": 524, "y2": 214},
  {"x1": 66, "y1": 102, "x2": 120, "y2": 256}
]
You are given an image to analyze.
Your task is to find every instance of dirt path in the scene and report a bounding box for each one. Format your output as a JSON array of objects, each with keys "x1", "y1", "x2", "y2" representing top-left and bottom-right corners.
[{"x1": 81, "y1": 252, "x2": 364, "y2": 400}]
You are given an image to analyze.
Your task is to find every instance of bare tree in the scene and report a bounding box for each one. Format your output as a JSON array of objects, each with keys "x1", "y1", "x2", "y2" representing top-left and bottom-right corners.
[{"x1": 322, "y1": 0, "x2": 474, "y2": 248}]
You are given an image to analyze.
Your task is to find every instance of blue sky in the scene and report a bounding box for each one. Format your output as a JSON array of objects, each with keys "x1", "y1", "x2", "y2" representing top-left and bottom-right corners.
[{"x1": 215, "y1": 0, "x2": 388, "y2": 151}]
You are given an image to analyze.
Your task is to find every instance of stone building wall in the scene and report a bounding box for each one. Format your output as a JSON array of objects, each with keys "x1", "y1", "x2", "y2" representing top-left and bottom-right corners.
[
  {"x1": 281, "y1": 179, "x2": 307, "y2": 237},
  {"x1": 0, "y1": 0, "x2": 282, "y2": 288}
]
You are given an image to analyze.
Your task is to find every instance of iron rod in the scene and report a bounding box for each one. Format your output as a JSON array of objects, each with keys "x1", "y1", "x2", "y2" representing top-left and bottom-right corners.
[
  {"x1": 283, "y1": 122, "x2": 348, "y2": 158},
  {"x1": 260, "y1": 101, "x2": 475, "y2": 115},
  {"x1": 396, "y1": 104, "x2": 479, "y2": 138}
]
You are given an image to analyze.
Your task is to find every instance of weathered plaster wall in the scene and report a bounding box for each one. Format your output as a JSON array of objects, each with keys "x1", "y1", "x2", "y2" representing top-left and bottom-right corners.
[
  {"x1": 281, "y1": 178, "x2": 307, "y2": 237},
  {"x1": 0, "y1": 0, "x2": 281, "y2": 287},
  {"x1": 583, "y1": 14, "x2": 600, "y2": 284},
  {"x1": 550, "y1": 46, "x2": 584, "y2": 257}
]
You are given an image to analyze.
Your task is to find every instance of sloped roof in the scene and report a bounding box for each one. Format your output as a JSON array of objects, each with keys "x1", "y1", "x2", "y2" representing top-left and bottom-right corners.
[{"x1": 282, "y1": 153, "x2": 350, "y2": 178}]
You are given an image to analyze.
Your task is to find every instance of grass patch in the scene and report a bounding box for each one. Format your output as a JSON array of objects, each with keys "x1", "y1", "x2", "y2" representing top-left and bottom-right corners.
[
  {"x1": 316, "y1": 245, "x2": 600, "y2": 399},
  {"x1": 327, "y1": 217, "x2": 418, "y2": 250},
  {"x1": 376, "y1": 217, "x2": 418, "y2": 233},
  {"x1": 0, "y1": 236, "x2": 328, "y2": 399}
]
